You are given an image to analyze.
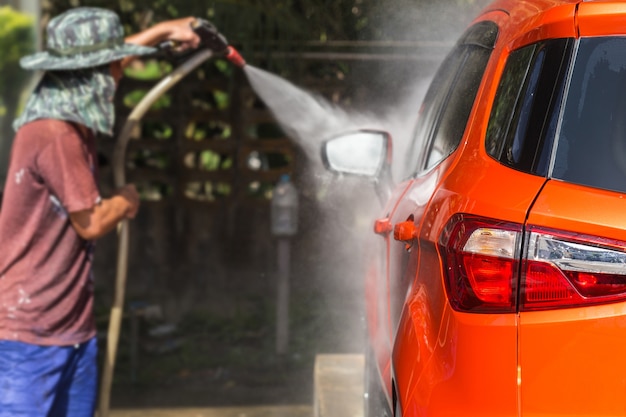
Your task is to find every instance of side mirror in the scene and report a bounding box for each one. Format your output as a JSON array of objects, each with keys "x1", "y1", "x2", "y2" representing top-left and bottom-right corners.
[
  {"x1": 321, "y1": 130, "x2": 393, "y2": 202},
  {"x1": 322, "y1": 130, "x2": 391, "y2": 177}
]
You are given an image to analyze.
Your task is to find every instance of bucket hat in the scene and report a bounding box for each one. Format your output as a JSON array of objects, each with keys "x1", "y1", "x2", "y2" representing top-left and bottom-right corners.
[{"x1": 20, "y1": 7, "x2": 156, "y2": 71}]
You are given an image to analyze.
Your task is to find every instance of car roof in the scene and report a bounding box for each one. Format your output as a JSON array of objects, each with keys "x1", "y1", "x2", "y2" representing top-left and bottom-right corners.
[
  {"x1": 474, "y1": 0, "x2": 626, "y2": 48},
  {"x1": 479, "y1": 0, "x2": 578, "y2": 22}
]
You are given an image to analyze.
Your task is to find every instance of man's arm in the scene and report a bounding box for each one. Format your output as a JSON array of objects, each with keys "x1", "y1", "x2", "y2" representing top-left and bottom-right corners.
[
  {"x1": 121, "y1": 18, "x2": 201, "y2": 67},
  {"x1": 69, "y1": 184, "x2": 140, "y2": 241}
]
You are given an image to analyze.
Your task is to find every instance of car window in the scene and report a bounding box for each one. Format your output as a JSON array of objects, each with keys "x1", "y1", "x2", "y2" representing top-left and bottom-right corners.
[
  {"x1": 405, "y1": 47, "x2": 465, "y2": 174},
  {"x1": 552, "y1": 37, "x2": 626, "y2": 194},
  {"x1": 486, "y1": 39, "x2": 573, "y2": 176},
  {"x1": 424, "y1": 40, "x2": 495, "y2": 170},
  {"x1": 405, "y1": 21, "x2": 498, "y2": 175}
]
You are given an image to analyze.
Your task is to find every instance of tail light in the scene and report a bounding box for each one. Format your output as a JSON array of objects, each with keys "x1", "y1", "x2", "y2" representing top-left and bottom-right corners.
[
  {"x1": 439, "y1": 214, "x2": 521, "y2": 313},
  {"x1": 522, "y1": 228, "x2": 626, "y2": 311},
  {"x1": 439, "y1": 214, "x2": 626, "y2": 313}
]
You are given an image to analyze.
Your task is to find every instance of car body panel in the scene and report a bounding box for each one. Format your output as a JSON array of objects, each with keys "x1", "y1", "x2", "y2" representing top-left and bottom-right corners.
[
  {"x1": 393, "y1": 150, "x2": 547, "y2": 415},
  {"x1": 519, "y1": 303, "x2": 626, "y2": 416},
  {"x1": 579, "y1": 2, "x2": 626, "y2": 36},
  {"x1": 519, "y1": 180, "x2": 626, "y2": 415},
  {"x1": 482, "y1": 0, "x2": 577, "y2": 51},
  {"x1": 395, "y1": 305, "x2": 518, "y2": 417},
  {"x1": 527, "y1": 181, "x2": 626, "y2": 238},
  {"x1": 367, "y1": 179, "x2": 415, "y2": 397}
]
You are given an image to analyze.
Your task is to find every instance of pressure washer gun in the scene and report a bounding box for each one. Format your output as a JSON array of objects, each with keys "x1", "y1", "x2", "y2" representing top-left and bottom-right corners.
[{"x1": 158, "y1": 18, "x2": 246, "y2": 68}]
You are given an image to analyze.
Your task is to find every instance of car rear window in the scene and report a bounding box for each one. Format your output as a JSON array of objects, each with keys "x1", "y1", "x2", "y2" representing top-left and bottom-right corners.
[
  {"x1": 487, "y1": 36, "x2": 626, "y2": 194},
  {"x1": 553, "y1": 37, "x2": 626, "y2": 194}
]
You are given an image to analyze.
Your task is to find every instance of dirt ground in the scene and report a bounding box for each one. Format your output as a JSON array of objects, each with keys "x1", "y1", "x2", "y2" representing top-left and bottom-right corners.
[
  {"x1": 109, "y1": 333, "x2": 355, "y2": 411},
  {"x1": 102, "y1": 199, "x2": 368, "y2": 411},
  {"x1": 111, "y1": 364, "x2": 314, "y2": 409},
  {"x1": 106, "y1": 280, "x2": 365, "y2": 410}
]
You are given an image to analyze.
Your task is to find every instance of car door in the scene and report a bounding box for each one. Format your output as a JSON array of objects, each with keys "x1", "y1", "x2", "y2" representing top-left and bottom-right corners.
[{"x1": 368, "y1": 19, "x2": 500, "y2": 398}]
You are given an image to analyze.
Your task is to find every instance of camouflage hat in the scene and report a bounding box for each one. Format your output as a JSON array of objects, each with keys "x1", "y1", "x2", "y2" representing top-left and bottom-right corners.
[{"x1": 20, "y1": 7, "x2": 156, "y2": 71}]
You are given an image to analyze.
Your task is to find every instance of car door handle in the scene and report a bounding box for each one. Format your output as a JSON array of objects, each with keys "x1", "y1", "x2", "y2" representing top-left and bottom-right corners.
[
  {"x1": 394, "y1": 220, "x2": 417, "y2": 250},
  {"x1": 374, "y1": 218, "x2": 393, "y2": 235}
]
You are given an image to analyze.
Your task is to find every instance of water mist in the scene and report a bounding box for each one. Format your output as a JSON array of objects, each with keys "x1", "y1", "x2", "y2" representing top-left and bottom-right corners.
[
  {"x1": 239, "y1": 61, "x2": 427, "y2": 356},
  {"x1": 237, "y1": 0, "x2": 492, "y2": 357}
]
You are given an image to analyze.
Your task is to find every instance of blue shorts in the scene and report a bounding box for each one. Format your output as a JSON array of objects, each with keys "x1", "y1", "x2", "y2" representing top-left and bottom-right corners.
[{"x1": 0, "y1": 337, "x2": 98, "y2": 417}]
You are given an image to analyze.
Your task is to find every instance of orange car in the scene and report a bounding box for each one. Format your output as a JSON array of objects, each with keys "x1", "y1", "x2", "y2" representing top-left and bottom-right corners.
[{"x1": 322, "y1": 1, "x2": 626, "y2": 416}]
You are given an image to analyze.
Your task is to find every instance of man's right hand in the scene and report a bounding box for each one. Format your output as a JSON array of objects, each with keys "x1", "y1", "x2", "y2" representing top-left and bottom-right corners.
[
  {"x1": 116, "y1": 184, "x2": 140, "y2": 219},
  {"x1": 69, "y1": 184, "x2": 141, "y2": 240},
  {"x1": 122, "y1": 17, "x2": 201, "y2": 67}
]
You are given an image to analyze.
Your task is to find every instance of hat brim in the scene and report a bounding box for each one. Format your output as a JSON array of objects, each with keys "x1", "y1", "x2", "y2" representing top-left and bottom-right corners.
[{"x1": 20, "y1": 43, "x2": 157, "y2": 71}]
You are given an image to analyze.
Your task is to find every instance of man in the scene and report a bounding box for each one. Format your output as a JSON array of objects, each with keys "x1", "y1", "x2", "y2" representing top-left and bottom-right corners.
[{"x1": 0, "y1": 7, "x2": 200, "y2": 416}]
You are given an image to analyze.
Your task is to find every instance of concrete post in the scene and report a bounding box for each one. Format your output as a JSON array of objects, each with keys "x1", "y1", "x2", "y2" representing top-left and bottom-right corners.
[{"x1": 276, "y1": 238, "x2": 291, "y2": 354}]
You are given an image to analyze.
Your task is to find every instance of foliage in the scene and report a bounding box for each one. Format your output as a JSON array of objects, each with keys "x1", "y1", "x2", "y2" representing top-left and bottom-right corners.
[
  {"x1": 123, "y1": 90, "x2": 172, "y2": 109},
  {"x1": 0, "y1": 6, "x2": 34, "y2": 107},
  {"x1": 124, "y1": 60, "x2": 173, "y2": 80},
  {"x1": 43, "y1": 0, "x2": 491, "y2": 45},
  {"x1": 0, "y1": 7, "x2": 35, "y2": 191},
  {"x1": 40, "y1": 0, "x2": 491, "y2": 81},
  {"x1": 44, "y1": 0, "x2": 362, "y2": 43}
]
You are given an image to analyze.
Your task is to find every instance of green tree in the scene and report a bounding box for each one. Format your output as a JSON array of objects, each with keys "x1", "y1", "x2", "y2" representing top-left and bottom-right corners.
[
  {"x1": 42, "y1": 0, "x2": 491, "y2": 56},
  {"x1": 0, "y1": 6, "x2": 34, "y2": 190}
]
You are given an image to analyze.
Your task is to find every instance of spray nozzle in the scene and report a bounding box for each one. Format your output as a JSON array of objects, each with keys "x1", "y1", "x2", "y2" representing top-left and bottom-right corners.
[
  {"x1": 191, "y1": 19, "x2": 230, "y2": 53},
  {"x1": 225, "y1": 46, "x2": 246, "y2": 68},
  {"x1": 156, "y1": 19, "x2": 246, "y2": 67},
  {"x1": 193, "y1": 19, "x2": 246, "y2": 67}
]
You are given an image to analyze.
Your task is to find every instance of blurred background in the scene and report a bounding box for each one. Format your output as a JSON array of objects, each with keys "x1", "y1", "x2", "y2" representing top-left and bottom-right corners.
[{"x1": 0, "y1": 0, "x2": 490, "y2": 409}]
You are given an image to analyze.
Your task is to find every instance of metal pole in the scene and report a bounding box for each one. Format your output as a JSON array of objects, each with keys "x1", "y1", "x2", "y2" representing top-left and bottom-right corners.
[{"x1": 276, "y1": 238, "x2": 290, "y2": 355}]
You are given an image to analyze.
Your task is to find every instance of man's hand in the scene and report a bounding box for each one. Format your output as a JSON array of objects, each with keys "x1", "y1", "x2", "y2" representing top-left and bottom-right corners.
[
  {"x1": 69, "y1": 184, "x2": 141, "y2": 240},
  {"x1": 156, "y1": 17, "x2": 202, "y2": 52},
  {"x1": 122, "y1": 17, "x2": 201, "y2": 67},
  {"x1": 116, "y1": 184, "x2": 140, "y2": 219}
]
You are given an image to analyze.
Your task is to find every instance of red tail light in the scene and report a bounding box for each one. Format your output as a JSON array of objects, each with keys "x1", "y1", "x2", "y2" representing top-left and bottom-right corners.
[
  {"x1": 521, "y1": 227, "x2": 626, "y2": 311},
  {"x1": 439, "y1": 215, "x2": 521, "y2": 313},
  {"x1": 439, "y1": 215, "x2": 626, "y2": 313}
]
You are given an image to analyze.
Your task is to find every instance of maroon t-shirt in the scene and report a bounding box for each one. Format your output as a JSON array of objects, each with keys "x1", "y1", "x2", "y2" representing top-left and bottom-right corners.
[{"x1": 0, "y1": 119, "x2": 101, "y2": 346}]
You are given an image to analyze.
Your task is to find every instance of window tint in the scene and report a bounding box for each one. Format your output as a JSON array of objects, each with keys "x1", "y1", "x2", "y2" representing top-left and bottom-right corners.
[
  {"x1": 405, "y1": 21, "x2": 498, "y2": 174},
  {"x1": 553, "y1": 37, "x2": 626, "y2": 194},
  {"x1": 486, "y1": 39, "x2": 572, "y2": 176}
]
